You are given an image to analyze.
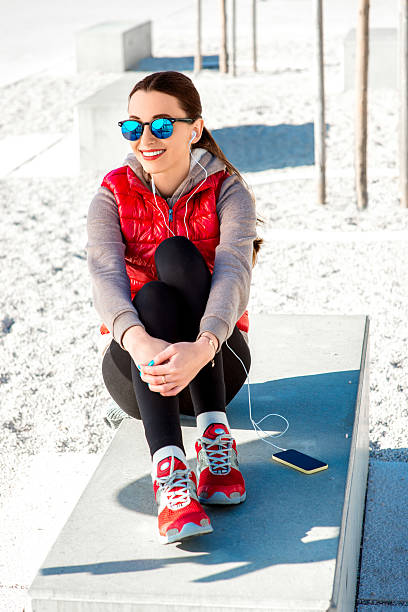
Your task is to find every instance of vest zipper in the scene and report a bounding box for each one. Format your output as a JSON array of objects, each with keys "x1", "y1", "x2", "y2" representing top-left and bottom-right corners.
[{"x1": 168, "y1": 207, "x2": 174, "y2": 237}]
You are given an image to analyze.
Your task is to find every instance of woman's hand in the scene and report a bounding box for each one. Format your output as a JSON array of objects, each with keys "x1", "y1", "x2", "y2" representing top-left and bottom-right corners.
[
  {"x1": 122, "y1": 326, "x2": 170, "y2": 368},
  {"x1": 140, "y1": 338, "x2": 216, "y2": 396}
]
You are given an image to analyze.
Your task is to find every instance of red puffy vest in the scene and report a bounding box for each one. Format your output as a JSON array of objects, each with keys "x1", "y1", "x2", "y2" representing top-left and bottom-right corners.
[{"x1": 100, "y1": 164, "x2": 249, "y2": 334}]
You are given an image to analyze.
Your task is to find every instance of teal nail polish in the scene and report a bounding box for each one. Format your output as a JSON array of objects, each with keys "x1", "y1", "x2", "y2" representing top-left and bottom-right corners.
[{"x1": 148, "y1": 360, "x2": 154, "y2": 366}]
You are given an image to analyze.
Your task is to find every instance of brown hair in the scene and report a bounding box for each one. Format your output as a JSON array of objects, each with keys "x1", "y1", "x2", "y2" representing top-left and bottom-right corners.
[{"x1": 128, "y1": 71, "x2": 262, "y2": 265}]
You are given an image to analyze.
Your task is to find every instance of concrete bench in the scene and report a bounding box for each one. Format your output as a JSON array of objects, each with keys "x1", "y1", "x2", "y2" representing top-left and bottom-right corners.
[
  {"x1": 344, "y1": 28, "x2": 397, "y2": 90},
  {"x1": 27, "y1": 314, "x2": 369, "y2": 612},
  {"x1": 76, "y1": 22, "x2": 151, "y2": 73}
]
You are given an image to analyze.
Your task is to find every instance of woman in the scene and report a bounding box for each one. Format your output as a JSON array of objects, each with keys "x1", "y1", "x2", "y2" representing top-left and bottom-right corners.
[{"x1": 87, "y1": 71, "x2": 259, "y2": 544}]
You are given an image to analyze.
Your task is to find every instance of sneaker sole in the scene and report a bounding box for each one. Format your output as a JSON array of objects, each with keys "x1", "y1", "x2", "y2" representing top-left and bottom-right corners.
[
  {"x1": 159, "y1": 521, "x2": 213, "y2": 545},
  {"x1": 199, "y1": 491, "x2": 246, "y2": 505}
]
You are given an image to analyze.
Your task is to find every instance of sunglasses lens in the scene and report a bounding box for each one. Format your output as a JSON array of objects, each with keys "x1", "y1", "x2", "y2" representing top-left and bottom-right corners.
[
  {"x1": 121, "y1": 120, "x2": 143, "y2": 141},
  {"x1": 151, "y1": 118, "x2": 173, "y2": 139}
]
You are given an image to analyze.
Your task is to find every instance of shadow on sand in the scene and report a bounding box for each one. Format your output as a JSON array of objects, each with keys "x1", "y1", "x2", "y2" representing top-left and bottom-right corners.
[
  {"x1": 211, "y1": 123, "x2": 318, "y2": 172},
  {"x1": 136, "y1": 55, "x2": 219, "y2": 72}
]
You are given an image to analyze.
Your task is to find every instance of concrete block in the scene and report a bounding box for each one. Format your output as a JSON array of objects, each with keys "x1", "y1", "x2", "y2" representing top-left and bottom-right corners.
[
  {"x1": 0, "y1": 133, "x2": 64, "y2": 177},
  {"x1": 28, "y1": 314, "x2": 369, "y2": 612},
  {"x1": 76, "y1": 22, "x2": 151, "y2": 73},
  {"x1": 357, "y1": 460, "x2": 408, "y2": 603},
  {"x1": 344, "y1": 28, "x2": 398, "y2": 90},
  {"x1": 77, "y1": 74, "x2": 140, "y2": 173}
]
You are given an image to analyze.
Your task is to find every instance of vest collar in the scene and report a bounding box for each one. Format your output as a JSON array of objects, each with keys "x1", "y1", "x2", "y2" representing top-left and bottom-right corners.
[{"x1": 122, "y1": 149, "x2": 226, "y2": 206}]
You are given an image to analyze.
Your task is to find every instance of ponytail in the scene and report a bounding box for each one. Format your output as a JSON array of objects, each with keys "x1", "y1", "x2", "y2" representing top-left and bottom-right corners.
[{"x1": 193, "y1": 127, "x2": 263, "y2": 266}]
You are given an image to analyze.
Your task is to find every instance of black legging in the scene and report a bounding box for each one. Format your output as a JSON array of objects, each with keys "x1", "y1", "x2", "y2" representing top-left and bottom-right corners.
[{"x1": 102, "y1": 236, "x2": 251, "y2": 456}]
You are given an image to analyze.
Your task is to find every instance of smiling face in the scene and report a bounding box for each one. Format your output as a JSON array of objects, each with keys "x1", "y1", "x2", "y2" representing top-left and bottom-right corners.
[{"x1": 127, "y1": 89, "x2": 203, "y2": 183}]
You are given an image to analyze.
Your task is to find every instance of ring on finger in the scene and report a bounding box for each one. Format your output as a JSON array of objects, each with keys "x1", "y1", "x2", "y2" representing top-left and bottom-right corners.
[{"x1": 161, "y1": 375, "x2": 166, "y2": 384}]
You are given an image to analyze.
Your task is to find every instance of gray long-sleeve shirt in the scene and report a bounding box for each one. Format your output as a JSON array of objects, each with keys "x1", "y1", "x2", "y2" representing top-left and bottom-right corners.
[{"x1": 86, "y1": 148, "x2": 257, "y2": 349}]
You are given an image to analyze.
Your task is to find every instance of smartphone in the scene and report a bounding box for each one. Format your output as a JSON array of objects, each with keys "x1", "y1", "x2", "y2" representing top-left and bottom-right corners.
[{"x1": 272, "y1": 449, "x2": 328, "y2": 474}]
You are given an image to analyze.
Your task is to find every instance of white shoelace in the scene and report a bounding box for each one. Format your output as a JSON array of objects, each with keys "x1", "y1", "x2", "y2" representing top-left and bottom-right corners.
[
  {"x1": 155, "y1": 455, "x2": 191, "y2": 510},
  {"x1": 201, "y1": 433, "x2": 233, "y2": 475}
]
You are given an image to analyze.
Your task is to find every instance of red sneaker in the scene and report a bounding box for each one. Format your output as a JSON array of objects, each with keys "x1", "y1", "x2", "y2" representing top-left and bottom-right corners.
[
  {"x1": 195, "y1": 423, "x2": 246, "y2": 505},
  {"x1": 152, "y1": 455, "x2": 213, "y2": 544}
]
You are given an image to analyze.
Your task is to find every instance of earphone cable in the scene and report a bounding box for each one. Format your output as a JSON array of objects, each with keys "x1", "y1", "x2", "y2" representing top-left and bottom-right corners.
[
  {"x1": 149, "y1": 148, "x2": 207, "y2": 240},
  {"x1": 151, "y1": 175, "x2": 176, "y2": 237},
  {"x1": 183, "y1": 149, "x2": 208, "y2": 240},
  {"x1": 225, "y1": 338, "x2": 288, "y2": 452}
]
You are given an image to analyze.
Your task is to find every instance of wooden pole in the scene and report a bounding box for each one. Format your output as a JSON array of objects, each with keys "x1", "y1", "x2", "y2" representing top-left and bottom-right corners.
[
  {"x1": 220, "y1": 0, "x2": 228, "y2": 73},
  {"x1": 400, "y1": 0, "x2": 408, "y2": 207},
  {"x1": 314, "y1": 0, "x2": 326, "y2": 205},
  {"x1": 194, "y1": 0, "x2": 202, "y2": 74},
  {"x1": 230, "y1": 0, "x2": 236, "y2": 76},
  {"x1": 252, "y1": 0, "x2": 257, "y2": 72},
  {"x1": 355, "y1": 0, "x2": 370, "y2": 210}
]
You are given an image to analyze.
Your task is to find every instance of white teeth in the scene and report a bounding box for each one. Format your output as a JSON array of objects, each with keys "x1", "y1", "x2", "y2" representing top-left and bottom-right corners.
[{"x1": 142, "y1": 150, "x2": 164, "y2": 157}]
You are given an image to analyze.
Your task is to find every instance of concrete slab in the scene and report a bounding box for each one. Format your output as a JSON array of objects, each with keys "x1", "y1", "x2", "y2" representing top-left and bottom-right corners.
[
  {"x1": 10, "y1": 132, "x2": 80, "y2": 178},
  {"x1": 27, "y1": 314, "x2": 369, "y2": 612},
  {"x1": 357, "y1": 460, "x2": 408, "y2": 604},
  {"x1": 75, "y1": 21, "x2": 151, "y2": 73},
  {"x1": 344, "y1": 29, "x2": 398, "y2": 90},
  {"x1": 77, "y1": 75, "x2": 139, "y2": 173},
  {"x1": 0, "y1": 134, "x2": 64, "y2": 178}
]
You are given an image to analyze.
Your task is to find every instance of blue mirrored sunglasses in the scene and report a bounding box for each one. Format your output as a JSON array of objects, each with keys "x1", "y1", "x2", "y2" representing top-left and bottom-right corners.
[{"x1": 118, "y1": 117, "x2": 194, "y2": 141}]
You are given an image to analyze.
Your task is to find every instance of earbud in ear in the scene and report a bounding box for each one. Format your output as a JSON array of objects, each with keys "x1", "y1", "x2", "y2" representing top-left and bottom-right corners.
[{"x1": 189, "y1": 131, "x2": 197, "y2": 145}]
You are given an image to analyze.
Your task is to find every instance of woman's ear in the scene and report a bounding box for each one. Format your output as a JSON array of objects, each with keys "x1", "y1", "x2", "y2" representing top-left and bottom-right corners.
[{"x1": 192, "y1": 117, "x2": 204, "y2": 143}]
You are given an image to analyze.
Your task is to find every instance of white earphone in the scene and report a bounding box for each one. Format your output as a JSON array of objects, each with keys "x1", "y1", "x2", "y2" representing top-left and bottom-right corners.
[{"x1": 188, "y1": 131, "x2": 197, "y2": 145}]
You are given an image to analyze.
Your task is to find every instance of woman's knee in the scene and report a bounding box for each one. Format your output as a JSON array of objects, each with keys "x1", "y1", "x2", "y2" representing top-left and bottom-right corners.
[
  {"x1": 154, "y1": 236, "x2": 192, "y2": 265},
  {"x1": 133, "y1": 280, "x2": 171, "y2": 308},
  {"x1": 133, "y1": 280, "x2": 185, "y2": 340},
  {"x1": 154, "y1": 236, "x2": 210, "y2": 289}
]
